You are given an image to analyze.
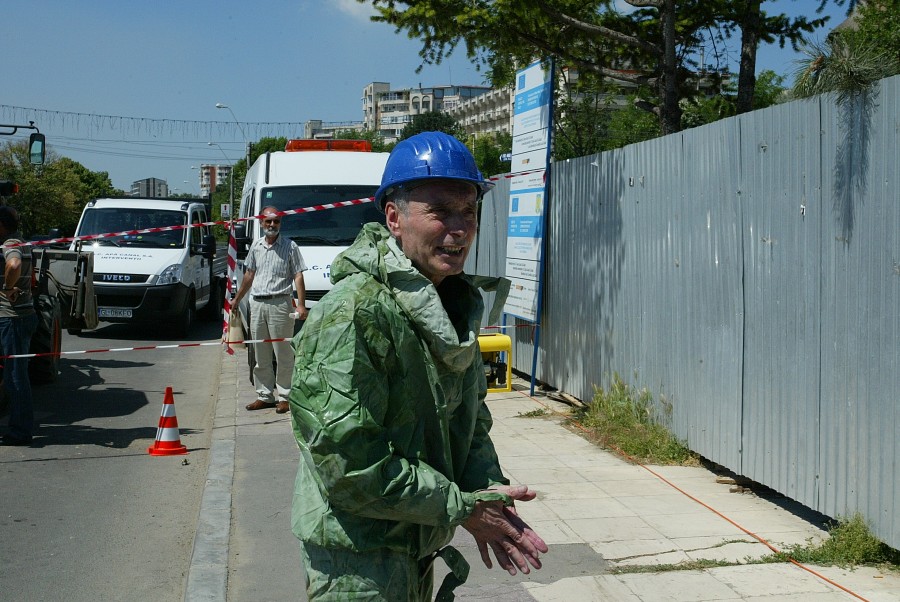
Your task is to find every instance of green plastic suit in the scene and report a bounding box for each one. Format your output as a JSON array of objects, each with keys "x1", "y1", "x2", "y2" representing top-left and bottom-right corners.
[{"x1": 289, "y1": 223, "x2": 512, "y2": 601}]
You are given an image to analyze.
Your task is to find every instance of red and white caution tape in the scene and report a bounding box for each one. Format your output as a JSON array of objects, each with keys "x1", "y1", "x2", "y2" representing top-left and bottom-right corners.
[
  {"x1": 0, "y1": 324, "x2": 538, "y2": 361},
  {"x1": 0, "y1": 338, "x2": 291, "y2": 361},
  {"x1": 487, "y1": 168, "x2": 545, "y2": 182},
  {"x1": 5, "y1": 197, "x2": 376, "y2": 249}
]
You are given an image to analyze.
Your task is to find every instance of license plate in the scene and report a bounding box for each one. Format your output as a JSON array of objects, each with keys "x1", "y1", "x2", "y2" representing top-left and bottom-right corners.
[{"x1": 99, "y1": 307, "x2": 133, "y2": 318}]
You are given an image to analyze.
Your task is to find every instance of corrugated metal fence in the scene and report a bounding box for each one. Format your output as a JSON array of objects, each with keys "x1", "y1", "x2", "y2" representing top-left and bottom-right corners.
[{"x1": 471, "y1": 74, "x2": 900, "y2": 549}]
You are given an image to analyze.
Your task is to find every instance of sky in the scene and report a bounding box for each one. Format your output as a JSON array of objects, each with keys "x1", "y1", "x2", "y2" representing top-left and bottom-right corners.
[{"x1": 3, "y1": 0, "x2": 849, "y2": 191}]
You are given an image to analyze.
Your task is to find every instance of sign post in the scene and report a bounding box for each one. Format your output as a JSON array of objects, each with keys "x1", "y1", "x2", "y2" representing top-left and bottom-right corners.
[{"x1": 503, "y1": 60, "x2": 554, "y2": 395}]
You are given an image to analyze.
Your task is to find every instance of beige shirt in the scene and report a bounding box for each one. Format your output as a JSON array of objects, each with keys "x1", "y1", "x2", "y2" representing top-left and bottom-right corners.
[{"x1": 244, "y1": 234, "x2": 307, "y2": 297}]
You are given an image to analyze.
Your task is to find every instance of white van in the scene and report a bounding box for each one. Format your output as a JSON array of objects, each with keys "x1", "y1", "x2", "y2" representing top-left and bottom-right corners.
[
  {"x1": 71, "y1": 197, "x2": 225, "y2": 336},
  {"x1": 232, "y1": 139, "x2": 388, "y2": 372}
]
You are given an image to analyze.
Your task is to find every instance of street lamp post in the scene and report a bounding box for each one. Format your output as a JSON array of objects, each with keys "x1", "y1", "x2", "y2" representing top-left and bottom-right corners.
[{"x1": 215, "y1": 102, "x2": 251, "y2": 168}]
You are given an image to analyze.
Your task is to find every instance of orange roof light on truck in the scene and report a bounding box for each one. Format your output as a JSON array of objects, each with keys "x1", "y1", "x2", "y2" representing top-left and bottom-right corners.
[{"x1": 284, "y1": 139, "x2": 372, "y2": 152}]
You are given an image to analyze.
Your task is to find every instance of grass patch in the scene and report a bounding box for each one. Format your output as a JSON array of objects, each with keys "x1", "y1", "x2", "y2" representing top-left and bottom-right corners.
[
  {"x1": 568, "y1": 373, "x2": 698, "y2": 465},
  {"x1": 613, "y1": 517, "x2": 900, "y2": 574},
  {"x1": 612, "y1": 558, "x2": 734, "y2": 574},
  {"x1": 775, "y1": 514, "x2": 900, "y2": 569},
  {"x1": 517, "y1": 408, "x2": 550, "y2": 418}
]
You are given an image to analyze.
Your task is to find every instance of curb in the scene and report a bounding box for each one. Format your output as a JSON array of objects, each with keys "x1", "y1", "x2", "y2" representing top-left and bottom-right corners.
[{"x1": 184, "y1": 350, "x2": 237, "y2": 601}]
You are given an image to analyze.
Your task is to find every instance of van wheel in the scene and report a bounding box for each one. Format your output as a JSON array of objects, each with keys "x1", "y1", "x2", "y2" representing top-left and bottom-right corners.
[
  {"x1": 29, "y1": 294, "x2": 62, "y2": 384},
  {"x1": 174, "y1": 294, "x2": 195, "y2": 337}
]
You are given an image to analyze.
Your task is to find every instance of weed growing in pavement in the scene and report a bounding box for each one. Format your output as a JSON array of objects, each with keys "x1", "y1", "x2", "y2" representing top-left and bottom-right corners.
[
  {"x1": 517, "y1": 408, "x2": 550, "y2": 418},
  {"x1": 774, "y1": 514, "x2": 900, "y2": 570},
  {"x1": 612, "y1": 558, "x2": 734, "y2": 574},
  {"x1": 568, "y1": 373, "x2": 698, "y2": 466},
  {"x1": 613, "y1": 517, "x2": 900, "y2": 574}
]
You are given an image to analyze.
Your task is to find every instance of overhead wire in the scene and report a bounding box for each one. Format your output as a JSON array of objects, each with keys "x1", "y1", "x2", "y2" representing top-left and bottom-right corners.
[{"x1": 0, "y1": 103, "x2": 302, "y2": 169}]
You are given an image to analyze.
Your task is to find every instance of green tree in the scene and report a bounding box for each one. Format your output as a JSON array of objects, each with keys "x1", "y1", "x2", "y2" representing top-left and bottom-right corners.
[
  {"x1": 841, "y1": 0, "x2": 900, "y2": 69},
  {"x1": 469, "y1": 131, "x2": 512, "y2": 177},
  {"x1": 399, "y1": 111, "x2": 465, "y2": 140},
  {"x1": 603, "y1": 103, "x2": 661, "y2": 151},
  {"x1": 753, "y1": 69, "x2": 788, "y2": 108},
  {"x1": 0, "y1": 140, "x2": 122, "y2": 237},
  {"x1": 705, "y1": 0, "x2": 834, "y2": 113},
  {"x1": 680, "y1": 93, "x2": 738, "y2": 129},
  {"x1": 554, "y1": 76, "x2": 618, "y2": 160},
  {"x1": 334, "y1": 128, "x2": 395, "y2": 153},
  {"x1": 792, "y1": 0, "x2": 899, "y2": 101},
  {"x1": 680, "y1": 69, "x2": 786, "y2": 129},
  {"x1": 363, "y1": 0, "x2": 839, "y2": 133}
]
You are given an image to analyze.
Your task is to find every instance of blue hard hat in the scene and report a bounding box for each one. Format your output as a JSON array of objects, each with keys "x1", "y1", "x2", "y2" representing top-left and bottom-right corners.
[{"x1": 374, "y1": 131, "x2": 495, "y2": 210}]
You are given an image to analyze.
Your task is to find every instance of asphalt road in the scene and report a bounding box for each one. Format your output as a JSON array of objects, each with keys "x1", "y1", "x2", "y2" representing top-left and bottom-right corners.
[{"x1": 0, "y1": 318, "x2": 223, "y2": 602}]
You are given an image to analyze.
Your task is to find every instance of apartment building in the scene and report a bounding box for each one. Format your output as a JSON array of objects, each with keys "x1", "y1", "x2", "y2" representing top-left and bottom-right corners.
[
  {"x1": 130, "y1": 177, "x2": 168, "y2": 198},
  {"x1": 303, "y1": 120, "x2": 366, "y2": 139},
  {"x1": 362, "y1": 82, "x2": 492, "y2": 143},
  {"x1": 195, "y1": 164, "x2": 231, "y2": 198},
  {"x1": 445, "y1": 85, "x2": 515, "y2": 137}
]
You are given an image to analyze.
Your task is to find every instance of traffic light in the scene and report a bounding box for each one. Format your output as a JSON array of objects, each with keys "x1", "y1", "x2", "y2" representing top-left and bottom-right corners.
[{"x1": 0, "y1": 180, "x2": 19, "y2": 197}]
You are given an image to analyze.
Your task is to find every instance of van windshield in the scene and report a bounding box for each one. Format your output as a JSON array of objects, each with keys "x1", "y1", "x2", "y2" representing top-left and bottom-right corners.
[
  {"x1": 78, "y1": 208, "x2": 187, "y2": 248},
  {"x1": 259, "y1": 185, "x2": 382, "y2": 246}
]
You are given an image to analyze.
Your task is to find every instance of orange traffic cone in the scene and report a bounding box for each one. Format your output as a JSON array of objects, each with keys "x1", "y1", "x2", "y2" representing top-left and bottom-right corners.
[{"x1": 147, "y1": 386, "x2": 188, "y2": 456}]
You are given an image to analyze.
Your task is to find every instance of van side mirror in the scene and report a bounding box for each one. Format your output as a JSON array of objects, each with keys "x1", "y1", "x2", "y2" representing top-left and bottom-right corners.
[
  {"x1": 191, "y1": 234, "x2": 217, "y2": 258},
  {"x1": 29, "y1": 133, "x2": 46, "y2": 165},
  {"x1": 233, "y1": 222, "x2": 250, "y2": 260},
  {"x1": 202, "y1": 234, "x2": 216, "y2": 259}
]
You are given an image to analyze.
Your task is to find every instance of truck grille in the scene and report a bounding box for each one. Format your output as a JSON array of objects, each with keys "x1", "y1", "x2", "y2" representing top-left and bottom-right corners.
[
  {"x1": 96, "y1": 294, "x2": 145, "y2": 308},
  {"x1": 94, "y1": 273, "x2": 151, "y2": 284}
]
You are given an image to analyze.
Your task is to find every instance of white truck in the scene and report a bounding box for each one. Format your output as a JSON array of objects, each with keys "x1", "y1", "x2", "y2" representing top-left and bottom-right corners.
[
  {"x1": 231, "y1": 138, "x2": 388, "y2": 379},
  {"x1": 70, "y1": 197, "x2": 227, "y2": 336}
]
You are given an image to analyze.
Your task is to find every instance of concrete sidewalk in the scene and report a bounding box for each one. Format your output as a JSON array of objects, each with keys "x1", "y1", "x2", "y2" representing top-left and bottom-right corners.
[{"x1": 186, "y1": 351, "x2": 900, "y2": 601}]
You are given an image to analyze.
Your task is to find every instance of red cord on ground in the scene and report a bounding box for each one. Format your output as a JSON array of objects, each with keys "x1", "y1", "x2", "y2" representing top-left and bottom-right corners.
[{"x1": 517, "y1": 389, "x2": 870, "y2": 602}]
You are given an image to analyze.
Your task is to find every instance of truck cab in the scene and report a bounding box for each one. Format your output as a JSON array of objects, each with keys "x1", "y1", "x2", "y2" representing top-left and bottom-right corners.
[
  {"x1": 233, "y1": 139, "x2": 388, "y2": 309},
  {"x1": 71, "y1": 197, "x2": 219, "y2": 336},
  {"x1": 231, "y1": 139, "x2": 388, "y2": 379}
]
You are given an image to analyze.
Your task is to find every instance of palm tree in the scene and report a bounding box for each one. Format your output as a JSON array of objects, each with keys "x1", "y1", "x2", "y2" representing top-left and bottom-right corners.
[{"x1": 791, "y1": 0, "x2": 899, "y2": 102}]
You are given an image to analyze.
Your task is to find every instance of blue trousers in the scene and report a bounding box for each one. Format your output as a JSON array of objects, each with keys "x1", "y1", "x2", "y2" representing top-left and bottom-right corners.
[{"x1": 1, "y1": 312, "x2": 38, "y2": 439}]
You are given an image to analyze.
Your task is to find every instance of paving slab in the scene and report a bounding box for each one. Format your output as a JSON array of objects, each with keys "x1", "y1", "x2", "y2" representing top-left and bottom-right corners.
[{"x1": 188, "y1": 366, "x2": 900, "y2": 601}]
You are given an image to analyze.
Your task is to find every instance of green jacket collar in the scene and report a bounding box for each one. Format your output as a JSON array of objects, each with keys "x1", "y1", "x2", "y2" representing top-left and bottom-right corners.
[{"x1": 332, "y1": 223, "x2": 509, "y2": 372}]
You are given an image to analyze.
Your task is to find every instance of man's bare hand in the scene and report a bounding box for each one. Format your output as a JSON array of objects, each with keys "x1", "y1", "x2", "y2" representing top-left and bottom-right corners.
[{"x1": 462, "y1": 485, "x2": 549, "y2": 575}]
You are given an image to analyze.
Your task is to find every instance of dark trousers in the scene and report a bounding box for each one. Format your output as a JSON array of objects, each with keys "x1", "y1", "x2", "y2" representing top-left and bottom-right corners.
[{"x1": 1, "y1": 312, "x2": 38, "y2": 438}]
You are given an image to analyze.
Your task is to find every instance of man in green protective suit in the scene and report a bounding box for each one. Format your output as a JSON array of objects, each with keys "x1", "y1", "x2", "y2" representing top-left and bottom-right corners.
[{"x1": 288, "y1": 131, "x2": 548, "y2": 601}]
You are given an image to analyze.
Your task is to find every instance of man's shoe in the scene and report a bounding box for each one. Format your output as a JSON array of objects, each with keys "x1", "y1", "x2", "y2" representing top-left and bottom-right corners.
[
  {"x1": 245, "y1": 399, "x2": 277, "y2": 411},
  {"x1": 275, "y1": 401, "x2": 290, "y2": 414},
  {"x1": 1, "y1": 433, "x2": 33, "y2": 446}
]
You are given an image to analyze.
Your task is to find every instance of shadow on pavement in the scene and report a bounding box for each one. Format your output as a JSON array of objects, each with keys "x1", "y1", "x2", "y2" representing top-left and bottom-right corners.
[{"x1": 71, "y1": 319, "x2": 224, "y2": 343}]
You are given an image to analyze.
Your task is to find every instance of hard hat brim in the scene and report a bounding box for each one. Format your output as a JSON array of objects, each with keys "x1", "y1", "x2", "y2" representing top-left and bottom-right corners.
[{"x1": 375, "y1": 176, "x2": 495, "y2": 211}]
